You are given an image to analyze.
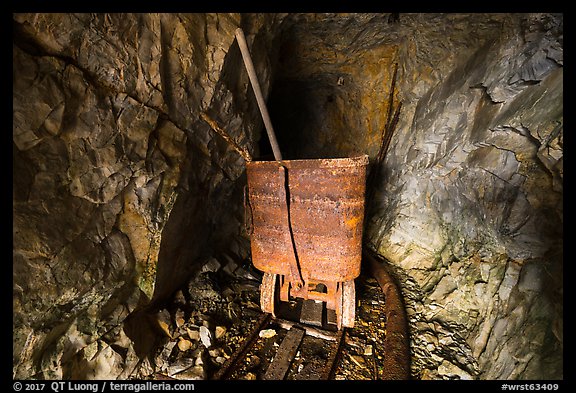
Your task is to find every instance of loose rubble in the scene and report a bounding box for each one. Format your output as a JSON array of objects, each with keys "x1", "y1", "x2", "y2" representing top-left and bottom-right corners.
[
  {"x1": 128, "y1": 261, "x2": 402, "y2": 380},
  {"x1": 129, "y1": 257, "x2": 264, "y2": 380},
  {"x1": 333, "y1": 275, "x2": 388, "y2": 380}
]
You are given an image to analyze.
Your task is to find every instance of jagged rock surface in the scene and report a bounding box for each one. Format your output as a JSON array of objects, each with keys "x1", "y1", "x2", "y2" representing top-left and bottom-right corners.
[
  {"x1": 268, "y1": 13, "x2": 562, "y2": 380},
  {"x1": 12, "y1": 12, "x2": 281, "y2": 379},
  {"x1": 13, "y1": 13, "x2": 562, "y2": 380}
]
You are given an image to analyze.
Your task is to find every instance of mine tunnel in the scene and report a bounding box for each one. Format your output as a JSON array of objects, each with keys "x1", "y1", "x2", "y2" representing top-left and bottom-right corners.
[{"x1": 13, "y1": 13, "x2": 563, "y2": 381}]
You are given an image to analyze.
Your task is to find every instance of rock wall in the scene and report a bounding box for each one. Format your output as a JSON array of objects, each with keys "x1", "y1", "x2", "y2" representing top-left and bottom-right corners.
[
  {"x1": 12, "y1": 12, "x2": 285, "y2": 379},
  {"x1": 13, "y1": 12, "x2": 562, "y2": 380},
  {"x1": 267, "y1": 13, "x2": 563, "y2": 379},
  {"x1": 368, "y1": 14, "x2": 563, "y2": 380}
]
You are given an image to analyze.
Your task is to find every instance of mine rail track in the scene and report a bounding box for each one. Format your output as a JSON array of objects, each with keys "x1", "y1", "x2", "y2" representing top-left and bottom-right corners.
[
  {"x1": 151, "y1": 249, "x2": 409, "y2": 381},
  {"x1": 202, "y1": 249, "x2": 410, "y2": 381},
  {"x1": 210, "y1": 312, "x2": 345, "y2": 380}
]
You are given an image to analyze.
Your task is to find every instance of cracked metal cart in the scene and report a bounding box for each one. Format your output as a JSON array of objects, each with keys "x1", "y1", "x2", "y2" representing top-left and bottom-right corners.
[{"x1": 246, "y1": 155, "x2": 369, "y2": 329}]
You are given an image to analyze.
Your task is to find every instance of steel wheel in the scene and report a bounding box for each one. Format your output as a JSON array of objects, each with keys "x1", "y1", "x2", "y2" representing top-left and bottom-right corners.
[
  {"x1": 260, "y1": 273, "x2": 277, "y2": 317},
  {"x1": 336, "y1": 282, "x2": 343, "y2": 329},
  {"x1": 341, "y1": 280, "x2": 356, "y2": 328}
]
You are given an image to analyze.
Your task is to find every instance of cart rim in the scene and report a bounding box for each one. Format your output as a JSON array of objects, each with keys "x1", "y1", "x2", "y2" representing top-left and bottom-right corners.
[{"x1": 246, "y1": 154, "x2": 369, "y2": 168}]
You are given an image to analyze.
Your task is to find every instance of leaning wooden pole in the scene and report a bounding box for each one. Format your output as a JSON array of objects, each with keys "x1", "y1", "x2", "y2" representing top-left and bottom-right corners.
[{"x1": 235, "y1": 27, "x2": 283, "y2": 161}]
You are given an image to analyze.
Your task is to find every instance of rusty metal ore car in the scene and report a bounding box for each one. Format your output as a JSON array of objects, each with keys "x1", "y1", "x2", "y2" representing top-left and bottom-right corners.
[{"x1": 246, "y1": 155, "x2": 369, "y2": 329}]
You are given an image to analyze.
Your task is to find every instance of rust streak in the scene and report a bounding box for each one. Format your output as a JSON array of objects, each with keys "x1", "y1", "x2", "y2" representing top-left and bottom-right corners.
[{"x1": 200, "y1": 112, "x2": 253, "y2": 162}]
